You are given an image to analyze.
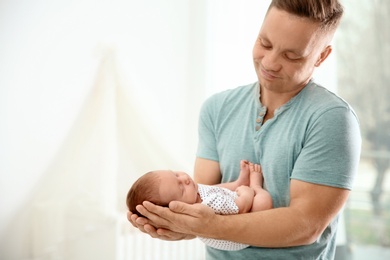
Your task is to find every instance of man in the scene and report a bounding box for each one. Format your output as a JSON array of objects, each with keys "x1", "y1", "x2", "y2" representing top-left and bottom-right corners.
[{"x1": 128, "y1": 0, "x2": 361, "y2": 259}]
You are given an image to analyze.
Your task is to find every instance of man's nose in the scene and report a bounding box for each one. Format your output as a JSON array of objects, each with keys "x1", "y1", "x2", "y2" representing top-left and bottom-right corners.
[{"x1": 262, "y1": 51, "x2": 281, "y2": 71}]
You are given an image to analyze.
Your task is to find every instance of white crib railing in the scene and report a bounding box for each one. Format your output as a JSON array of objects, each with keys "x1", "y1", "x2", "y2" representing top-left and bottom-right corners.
[
  {"x1": 121, "y1": 227, "x2": 205, "y2": 260},
  {"x1": 30, "y1": 208, "x2": 205, "y2": 260}
]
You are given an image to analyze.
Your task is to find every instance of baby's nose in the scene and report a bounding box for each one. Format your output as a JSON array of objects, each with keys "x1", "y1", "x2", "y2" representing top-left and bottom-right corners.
[{"x1": 180, "y1": 175, "x2": 190, "y2": 184}]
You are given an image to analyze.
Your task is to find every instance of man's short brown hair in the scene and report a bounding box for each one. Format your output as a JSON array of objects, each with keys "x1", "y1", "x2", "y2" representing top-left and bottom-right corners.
[{"x1": 269, "y1": 0, "x2": 344, "y2": 32}]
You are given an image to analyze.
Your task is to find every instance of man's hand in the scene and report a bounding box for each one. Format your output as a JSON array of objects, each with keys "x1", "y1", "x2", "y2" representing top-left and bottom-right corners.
[
  {"x1": 127, "y1": 210, "x2": 195, "y2": 241},
  {"x1": 136, "y1": 200, "x2": 218, "y2": 238}
]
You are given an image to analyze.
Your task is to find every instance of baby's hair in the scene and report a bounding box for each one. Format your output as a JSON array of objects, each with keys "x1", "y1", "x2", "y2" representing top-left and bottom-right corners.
[{"x1": 126, "y1": 171, "x2": 167, "y2": 217}]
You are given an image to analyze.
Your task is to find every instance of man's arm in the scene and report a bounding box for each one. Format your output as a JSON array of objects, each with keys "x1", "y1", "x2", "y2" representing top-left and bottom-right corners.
[
  {"x1": 210, "y1": 179, "x2": 350, "y2": 247},
  {"x1": 138, "y1": 179, "x2": 349, "y2": 247},
  {"x1": 194, "y1": 157, "x2": 221, "y2": 184}
]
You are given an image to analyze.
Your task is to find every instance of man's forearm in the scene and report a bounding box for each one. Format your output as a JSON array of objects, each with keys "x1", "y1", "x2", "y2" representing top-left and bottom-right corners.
[
  {"x1": 191, "y1": 181, "x2": 349, "y2": 247},
  {"x1": 196, "y1": 207, "x2": 319, "y2": 248}
]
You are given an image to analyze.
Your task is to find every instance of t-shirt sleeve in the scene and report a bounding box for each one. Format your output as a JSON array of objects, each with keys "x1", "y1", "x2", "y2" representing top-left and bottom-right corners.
[
  {"x1": 292, "y1": 106, "x2": 361, "y2": 190},
  {"x1": 196, "y1": 95, "x2": 219, "y2": 162}
]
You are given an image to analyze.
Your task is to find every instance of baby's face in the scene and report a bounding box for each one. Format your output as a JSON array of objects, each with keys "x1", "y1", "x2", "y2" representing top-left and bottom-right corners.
[{"x1": 157, "y1": 170, "x2": 199, "y2": 204}]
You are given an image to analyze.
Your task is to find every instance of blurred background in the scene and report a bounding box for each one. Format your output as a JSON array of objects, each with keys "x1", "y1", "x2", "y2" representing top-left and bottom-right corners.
[{"x1": 0, "y1": 0, "x2": 388, "y2": 259}]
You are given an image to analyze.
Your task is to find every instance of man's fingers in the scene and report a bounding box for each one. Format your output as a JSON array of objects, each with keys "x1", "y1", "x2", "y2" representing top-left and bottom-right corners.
[
  {"x1": 136, "y1": 204, "x2": 156, "y2": 221},
  {"x1": 143, "y1": 220, "x2": 193, "y2": 241},
  {"x1": 136, "y1": 201, "x2": 209, "y2": 239},
  {"x1": 168, "y1": 201, "x2": 193, "y2": 214},
  {"x1": 139, "y1": 224, "x2": 174, "y2": 240},
  {"x1": 142, "y1": 201, "x2": 175, "y2": 219},
  {"x1": 138, "y1": 202, "x2": 174, "y2": 229},
  {"x1": 169, "y1": 201, "x2": 212, "y2": 218},
  {"x1": 156, "y1": 229, "x2": 196, "y2": 241},
  {"x1": 128, "y1": 211, "x2": 148, "y2": 228},
  {"x1": 135, "y1": 216, "x2": 149, "y2": 225},
  {"x1": 143, "y1": 224, "x2": 162, "y2": 238},
  {"x1": 127, "y1": 212, "x2": 137, "y2": 228},
  {"x1": 127, "y1": 204, "x2": 194, "y2": 241}
]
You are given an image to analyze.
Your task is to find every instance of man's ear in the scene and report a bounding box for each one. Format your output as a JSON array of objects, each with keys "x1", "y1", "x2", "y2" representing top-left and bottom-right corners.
[{"x1": 315, "y1": 45, "x2": 332, "y2": 67}]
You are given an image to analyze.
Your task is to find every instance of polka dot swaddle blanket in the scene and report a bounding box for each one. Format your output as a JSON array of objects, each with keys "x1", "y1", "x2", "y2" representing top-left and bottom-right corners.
[{"x1": 197, "y1": 184, "x2": 249, "y2": 251}]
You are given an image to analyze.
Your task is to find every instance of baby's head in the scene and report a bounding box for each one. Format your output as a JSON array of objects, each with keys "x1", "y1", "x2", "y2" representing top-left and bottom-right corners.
[
  {"x1": 127, "y1": 170, "x2": 199, "y2": 217},
  {"x1": 126, "y1": 171, "x2": 164, "y2": 217}
]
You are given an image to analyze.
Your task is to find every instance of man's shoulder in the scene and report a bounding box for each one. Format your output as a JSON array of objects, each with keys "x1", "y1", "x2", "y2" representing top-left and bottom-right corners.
[
  {"x1": 306, "y1": 81, "x2": 346, "y2": 102},
  {"x1": 296, "y1": 81, "x2": 359, "y2": 122},
  {"x1": 301, "y1": 81, "x2": 353, "y2": 111}
]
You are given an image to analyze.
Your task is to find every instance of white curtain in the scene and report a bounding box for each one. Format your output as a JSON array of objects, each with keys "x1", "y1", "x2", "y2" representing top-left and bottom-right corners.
[
  {"x1": 28, "y1": 47, "x2": 199, "y2": 259},
  {"x1": 0, "y1": 0, "x2": 203, "y2": 258}
]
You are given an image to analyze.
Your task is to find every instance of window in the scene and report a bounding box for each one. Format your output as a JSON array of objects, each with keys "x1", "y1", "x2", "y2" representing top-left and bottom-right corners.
[{"x1": 336, "y1": 0, "x2": 390, "y2": 258}]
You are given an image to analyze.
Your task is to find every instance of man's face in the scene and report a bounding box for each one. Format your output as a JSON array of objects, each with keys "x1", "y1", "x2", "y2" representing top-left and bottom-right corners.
[
  {"x1": 157, "y1": 170, "x2": 199, "y2": 205},
  {"x1": 253, "y1": 7, "x2": 330, "y2": 94}
]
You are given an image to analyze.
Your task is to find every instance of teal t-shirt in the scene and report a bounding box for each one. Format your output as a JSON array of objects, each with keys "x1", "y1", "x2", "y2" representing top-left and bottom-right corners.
[{"x1": 196, "y1": 80, "x2": 361, "y2": 260}]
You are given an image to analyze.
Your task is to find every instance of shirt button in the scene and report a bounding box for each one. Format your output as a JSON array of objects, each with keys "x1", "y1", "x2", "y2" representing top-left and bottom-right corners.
[
  {"x1": 259, "y1": 111, "x2": 265, "y2": 116},
  {"x1": 256, "y1": 118, "x2": 262, "y2": 123},
  {"x1": 255, "y1": 126, "x2": 261, "y2": 131}
]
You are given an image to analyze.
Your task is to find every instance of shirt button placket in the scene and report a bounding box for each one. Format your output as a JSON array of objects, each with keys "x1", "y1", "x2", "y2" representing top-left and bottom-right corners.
[{"x1": 255, "y1": 110, "x2": 265, "y2": 131}]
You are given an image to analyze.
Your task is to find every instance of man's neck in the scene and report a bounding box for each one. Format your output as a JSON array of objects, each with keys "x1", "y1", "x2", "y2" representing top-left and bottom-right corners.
[{"x1": 260, "y1": 83, "x2": 307, "y2": 122}]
